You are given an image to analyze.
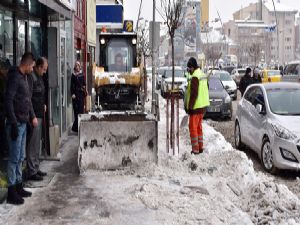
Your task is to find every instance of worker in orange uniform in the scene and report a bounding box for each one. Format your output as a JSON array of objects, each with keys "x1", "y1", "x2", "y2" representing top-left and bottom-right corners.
[{"x1": 184, "y1": 57, "x2": 210, "y2": 154}]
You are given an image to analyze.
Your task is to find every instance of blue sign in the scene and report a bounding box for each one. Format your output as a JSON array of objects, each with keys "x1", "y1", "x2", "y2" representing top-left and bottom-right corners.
[{"x1": 96, "y1": 5, "x2": 123, "y2": 23}]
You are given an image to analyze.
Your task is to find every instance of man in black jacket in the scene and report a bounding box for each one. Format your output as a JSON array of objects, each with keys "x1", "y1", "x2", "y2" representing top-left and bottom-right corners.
[
  {"x1": 5, "y1": 52, "x2": 38, "y2": 205},
  {"x1": 26, "y1": 57, "x2": 48, "y2": 181},
  {"x1": 239, "y1": 67, "x2": 252, "y2": 96}
]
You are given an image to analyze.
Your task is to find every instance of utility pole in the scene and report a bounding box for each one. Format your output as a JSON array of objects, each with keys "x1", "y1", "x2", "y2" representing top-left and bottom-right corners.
[
  {"x1": 151, "y1": 0, "x2": 156, "y2": 113},
  {"x1": 271, "y1": 0, "x2": 280, "y2": 65}
]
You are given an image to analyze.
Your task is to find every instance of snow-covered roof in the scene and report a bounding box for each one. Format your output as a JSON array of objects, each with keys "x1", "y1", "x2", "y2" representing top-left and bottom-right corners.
[
  {"x1": 264, "y1": 1, "x2": 298, "y2": 13},
  {"x1": 237, "y1": 23, "x2": 268, "y2": 28},
  {"x1": 200, "y1": 29, "x2": 234, "y2": 45}
]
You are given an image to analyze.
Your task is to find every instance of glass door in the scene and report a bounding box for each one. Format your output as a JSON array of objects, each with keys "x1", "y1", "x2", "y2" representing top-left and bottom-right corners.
[{"x1": 60, "y1": 30, "x2": 67, "y2": 133}]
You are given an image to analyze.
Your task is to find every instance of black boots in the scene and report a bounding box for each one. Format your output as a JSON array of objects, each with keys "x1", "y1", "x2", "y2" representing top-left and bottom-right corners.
[
  {"x1": 16, "y1": 183, "x2": 32, "y2": 198},
  {"x1": 7, "y1": 185, "x2": 24, "y2": 205},
  {"x1": 7, "y1": 183, "x2": 32, "y2": 205}
]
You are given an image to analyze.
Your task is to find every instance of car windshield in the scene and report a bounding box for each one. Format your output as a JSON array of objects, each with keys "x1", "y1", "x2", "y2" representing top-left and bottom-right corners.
[
  {"x1": 215, "y1": 72, "x2": 232, "y2": 81},
  {"x1": 157, "y1": 68, "x2": 165, "y2": 75},
  {"x1": 106, "y1": 39, "x2": 133, "y2": 72},
  {"x1": 209, "y1": 78, "x2": 223, "y2": 90},
  {"x1": 267, "y1": 88, "x2": 300, "y2": 115},
  {"x1": 164, "y1": 70, "x2": 184, "y2": 78},
  {"x1": 238, "y1": 70, "x2": 246, "y2": 74},
  {"x1": 267, "y1": 70, "x2": 280, "y2": 76}
]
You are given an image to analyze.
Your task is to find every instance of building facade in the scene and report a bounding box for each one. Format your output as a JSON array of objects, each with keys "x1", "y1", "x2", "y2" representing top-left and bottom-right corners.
[
  {"x1": 224, "y1": 20, "x2": 268, "y2": 66},
  {"x1": 200, "y1": 0, "x2": 209, "y2": 31},
  {"x1": 0, "y1": 0, "x2": 75, "y2": 156},
  {"x1": 231, "y1": 1, "x2": 298, "y2": 65}
]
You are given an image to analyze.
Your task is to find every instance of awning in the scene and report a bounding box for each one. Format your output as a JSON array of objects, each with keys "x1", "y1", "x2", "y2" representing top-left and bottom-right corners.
[{"x1": 38, "y1": 0, "x2": 72, "y2": 19}]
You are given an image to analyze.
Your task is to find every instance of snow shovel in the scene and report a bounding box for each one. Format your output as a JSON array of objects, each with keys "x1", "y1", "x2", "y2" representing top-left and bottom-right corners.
[{"x1": 180, "y1": 114, "x2": 189, "y2": 129}]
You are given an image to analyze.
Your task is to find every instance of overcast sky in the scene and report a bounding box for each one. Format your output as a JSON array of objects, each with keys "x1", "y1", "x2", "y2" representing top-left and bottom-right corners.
[{"x1": 124, "y1": 0, "x2": 300, "y2": 27}]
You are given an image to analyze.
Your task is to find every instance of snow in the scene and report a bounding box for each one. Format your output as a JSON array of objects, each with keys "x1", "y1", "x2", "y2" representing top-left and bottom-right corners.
[
  {"x1": 264, "y1": 1, "x2": 298, "y2": 13},
  {"x1": 1, "y1": 78, "x2": 300, "y2": 224}
]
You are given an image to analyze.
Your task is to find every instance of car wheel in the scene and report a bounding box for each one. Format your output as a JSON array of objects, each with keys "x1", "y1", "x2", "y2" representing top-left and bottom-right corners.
[
  {"x1": 234, "y1": 121, "x2": 244, "y2": 150},
  {"x1": 261, "y1": 137, "x2": 278, "y2": 174}
]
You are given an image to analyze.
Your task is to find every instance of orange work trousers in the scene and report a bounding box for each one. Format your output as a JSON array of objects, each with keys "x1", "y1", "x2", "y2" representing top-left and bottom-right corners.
[{"x1": 189, "y1": 112, "x2": 204, "y2": 153}]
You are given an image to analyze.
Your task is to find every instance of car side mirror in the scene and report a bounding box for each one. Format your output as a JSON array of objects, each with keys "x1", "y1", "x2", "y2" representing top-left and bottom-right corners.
[{"x1": 256, "y1": 104, "x2": 265, "y2": 115}]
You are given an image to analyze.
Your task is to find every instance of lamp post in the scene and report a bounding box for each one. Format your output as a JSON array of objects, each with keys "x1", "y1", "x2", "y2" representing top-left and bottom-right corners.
[
  {"x1": 271, "y1": 0, "x2": 280, "y2": 64},
  {"x1": 151, "y1": 0, "x2": 156, "y2": 113}
]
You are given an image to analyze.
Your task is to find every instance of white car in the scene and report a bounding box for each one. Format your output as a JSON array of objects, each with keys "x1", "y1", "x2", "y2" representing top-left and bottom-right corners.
[
  {"x1": 231, "y1": 68, "x2": 247, "y2": 86},
  {"x1": 212, "y1": 70, "x2": 237, "y2": 100},
  {"x1": 235, "y1": 82, "x2": 300, "y2": 173},
  {"x1": 161, "y1": 68, "x2": 186, "y2": 98},
  {"x1": 156, "y1": 66, "x2": 168, "y2": 90}
]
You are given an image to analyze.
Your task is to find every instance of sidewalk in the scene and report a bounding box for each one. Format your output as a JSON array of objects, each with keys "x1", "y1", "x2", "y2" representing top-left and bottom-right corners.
[{"x1": 0, "y1": 99, "x2": 300, "y2": 224}]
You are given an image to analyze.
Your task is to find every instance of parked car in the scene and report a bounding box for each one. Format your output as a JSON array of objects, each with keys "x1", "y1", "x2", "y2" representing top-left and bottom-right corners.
[
  {"x1": 235, "y1": 82, "x2": 300, "y2": 174},
  {"x1": 282, "y1": 61, "x2": 300, "y2": 83},
  {"x1": 261, "y1": 69, "x2": 281, "y2": 83},
  {"x1": 212, "y1": 70, "x2": 237, "y2": 100},
  {"x1": 161, "y1": 67, "x2": 186, "y2": 98},
  {"x1": 222, "y1": 66, "x2": 236, "y2": 74},
  {"x1": 205, "y1": 77, "x2": 232, "y2": 119},
  {"x1": 146, "y1": 67, "x2": 152, "y2": 77},
  {"x1": 156, "y1": 66, "x2": 168, "y2": 90},
  {"x1": 231, "y1": 68, "x2": 246, "y2": 86}
]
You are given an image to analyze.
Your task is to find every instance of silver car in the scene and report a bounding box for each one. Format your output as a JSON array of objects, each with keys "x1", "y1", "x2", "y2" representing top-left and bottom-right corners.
[{"x1": 235, "y1": 82, "x2": 300, "y2": 173}]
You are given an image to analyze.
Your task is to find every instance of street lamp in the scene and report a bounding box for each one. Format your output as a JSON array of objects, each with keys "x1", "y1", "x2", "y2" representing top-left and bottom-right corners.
[{"x1": 271, "y1": 0, "x2": 280, "y2": 64}]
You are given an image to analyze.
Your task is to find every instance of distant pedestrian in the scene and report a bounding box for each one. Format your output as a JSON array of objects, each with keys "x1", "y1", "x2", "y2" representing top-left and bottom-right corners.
[
  {"x1": 71, "y1": 61, "x2": 86, "y2": 133},
  {"x1": 5, "y1": 52, "x2": 37, "y2": 205},
  {"x1": 279, "y1": 65, "x2": 284, "y2": 76},
  {"x1": 184, "y1": 57, "x2": 210, "y2": 155},
  {"x1": 252, "y1": 67, "x2": 262, "y2": 84},
  {"x1": 26, "y1": 57, "x2": 48, "y2": 181},
  {"x1": 239, "y1": 67, "x2": 252, "y2": 96}
]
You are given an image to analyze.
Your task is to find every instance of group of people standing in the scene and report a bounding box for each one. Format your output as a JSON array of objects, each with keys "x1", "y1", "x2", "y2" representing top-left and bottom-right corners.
[
  {"x1": 239, "y1": 67, "x2": 262, "y2": 96},
  {"x1": 4, "y1": 53, "x2": 48, "y2": 205},
  {"x1": 1, "y1": 52, "x2": 86, "y2": 205}
]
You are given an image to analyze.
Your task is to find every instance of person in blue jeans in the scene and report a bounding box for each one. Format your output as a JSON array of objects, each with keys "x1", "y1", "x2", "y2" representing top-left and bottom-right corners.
[{"x1": 5, "y1": 52, "x2": 38, "y2": 205}]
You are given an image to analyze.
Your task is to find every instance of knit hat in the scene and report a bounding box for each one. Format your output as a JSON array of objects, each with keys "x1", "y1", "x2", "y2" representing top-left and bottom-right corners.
[
  {"x1": 246, "y1": 67, "x2": 251, "y2": 74},
  {"x1": 187, "y1": 57, "x2": 199, "y2": 69}
]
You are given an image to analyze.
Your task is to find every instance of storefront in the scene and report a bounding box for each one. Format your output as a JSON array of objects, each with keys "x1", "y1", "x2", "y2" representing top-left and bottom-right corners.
[
  {"x1": 44, "y1": 0, "x2": 75, "y2": 155},
  {"x1": 0, "y1": 0, "x2": 75, "y2": 156}
]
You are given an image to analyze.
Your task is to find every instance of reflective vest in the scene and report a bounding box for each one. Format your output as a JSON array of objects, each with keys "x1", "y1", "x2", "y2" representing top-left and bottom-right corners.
[{"x1": 185, "y1": 68, "x2": 210, "y2": 110}]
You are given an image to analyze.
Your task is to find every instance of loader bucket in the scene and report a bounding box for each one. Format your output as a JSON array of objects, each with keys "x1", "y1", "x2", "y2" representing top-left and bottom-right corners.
[{"x1": 78, "y1": 112, "x2": 158, "y2": 172}]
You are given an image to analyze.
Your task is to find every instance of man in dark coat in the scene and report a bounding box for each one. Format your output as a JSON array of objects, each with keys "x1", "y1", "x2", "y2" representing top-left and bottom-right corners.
[
  {"x1": 26, "y1": 57, "x2": 48, "y2": 181},
  {"x1": 5, "y1": 52, "x2": 38, "y2": 205},
  {"x1": 239, "y1": 67, "x2": 252, "y2": 96}
]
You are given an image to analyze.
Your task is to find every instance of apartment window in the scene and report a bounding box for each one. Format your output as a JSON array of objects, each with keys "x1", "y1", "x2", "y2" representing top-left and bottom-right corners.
[
  {"x1": 285, "y1": 20, "x2": 291, "y2": 25},
  {"x1": 286, "y1": 37, "x2": 291, "y2": 42},
  {"x1": 286, "y1": 46, "x2": 292, "y2": 50},
  {"x1": 76, "y1": 0, "x2": 83, "y2": 19}
]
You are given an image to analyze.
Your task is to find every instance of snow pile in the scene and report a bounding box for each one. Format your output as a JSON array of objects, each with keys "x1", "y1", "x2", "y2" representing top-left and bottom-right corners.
[{"x1": 244, "y1": 182, "x2": 300, "y2": 225}]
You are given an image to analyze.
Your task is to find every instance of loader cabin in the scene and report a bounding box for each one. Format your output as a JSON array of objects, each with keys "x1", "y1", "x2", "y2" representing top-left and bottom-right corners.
[{"x1": 99, "y1": 33, "x2": 138, "y2": 73}]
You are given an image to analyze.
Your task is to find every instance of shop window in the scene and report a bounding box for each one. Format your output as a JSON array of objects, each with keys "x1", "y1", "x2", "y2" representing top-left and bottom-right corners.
[
  {"x1": 17, "y1": 20, "x2": 26, "y2": 65},
  {"x1": 0, "y1": 11, "x2": 13, "y2": 65},
  {"x1": 29, "y1": 21, "x2": 42, "y2": 58}
]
